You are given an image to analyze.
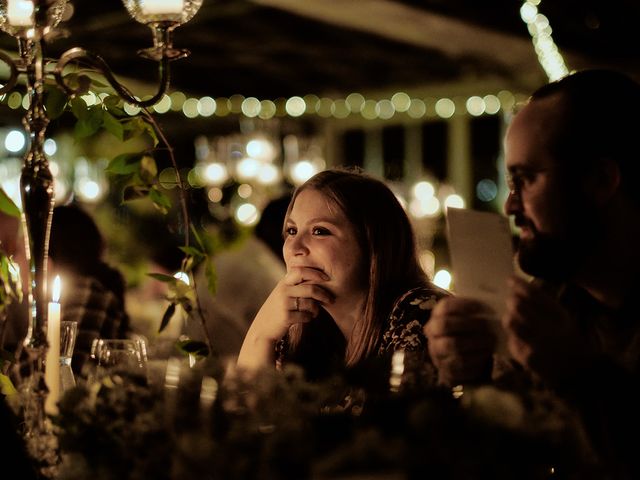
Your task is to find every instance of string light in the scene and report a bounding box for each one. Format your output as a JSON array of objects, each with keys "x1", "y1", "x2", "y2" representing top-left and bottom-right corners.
[
  {"x1": 520, "y1": 0, "x2": 569, "y2": 81},
  {"x1": 2, "y1": 88, "x2": 524, "y2": 121}
]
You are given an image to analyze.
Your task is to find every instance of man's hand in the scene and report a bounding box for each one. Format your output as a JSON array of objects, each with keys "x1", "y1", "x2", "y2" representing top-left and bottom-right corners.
[
  {"x1": 502, "y1": 276, "x2": 590, "y2": 386},
  {"x1": 424, "y1": 297, "x2": 497, "y2": 386}
]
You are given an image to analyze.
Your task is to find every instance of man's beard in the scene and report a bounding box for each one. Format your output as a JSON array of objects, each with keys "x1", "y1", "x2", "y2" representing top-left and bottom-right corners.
[
  {"x1": 517, "y1": 233, "x2": 581, "y2": 281},
  {"x1": 515, "y1": 202, "x2": 603, "y2": 282}
]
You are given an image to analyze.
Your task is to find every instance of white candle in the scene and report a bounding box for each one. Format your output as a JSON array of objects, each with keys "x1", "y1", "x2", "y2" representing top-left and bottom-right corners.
[
  {"x1": 141, "y1": 0, "x2": 184, "y2": 15},
  {"x1": 6, "y1": 0, "x2": 34, "y2": 27},
  {"x1": 44, "y1": 275, "x2": 61, "y2": 415}
]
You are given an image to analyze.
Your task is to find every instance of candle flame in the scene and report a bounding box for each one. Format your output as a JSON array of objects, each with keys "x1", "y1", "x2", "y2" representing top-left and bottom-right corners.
[{"x1": 52, "y1": 275, "x2": 61, "y2": 303}]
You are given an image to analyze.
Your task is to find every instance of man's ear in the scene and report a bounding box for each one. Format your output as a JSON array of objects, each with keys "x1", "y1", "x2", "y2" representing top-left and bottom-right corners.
[{"x1": 584, "y1": 157, "x2": 621, "y2": 205}]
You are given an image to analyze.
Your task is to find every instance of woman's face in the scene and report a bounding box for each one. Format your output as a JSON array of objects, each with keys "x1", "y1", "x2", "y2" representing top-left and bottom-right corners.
[{"x1": 283, "y1": 188, "x2": 367, "y2": 299}]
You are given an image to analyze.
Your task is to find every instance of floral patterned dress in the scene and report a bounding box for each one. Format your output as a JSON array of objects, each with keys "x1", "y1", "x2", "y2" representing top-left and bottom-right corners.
[{"x1": 377, "y1": 285, "x2": 447, "y2": 355}]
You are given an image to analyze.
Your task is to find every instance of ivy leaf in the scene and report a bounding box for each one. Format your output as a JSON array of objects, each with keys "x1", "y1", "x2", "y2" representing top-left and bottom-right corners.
[
  {"x1": 0, "y1": 188, "x2": 20, "y2": 217},
  {"x1": 122, "y1": 185, "x2": 149, "y2": 202},
  {"x1": 102, "y1": 111, "x2": 124, "y2": 141},
  {"x1": 178, "y1": 245, "x2": 204, "y2": 258},
  {"x1": 0, "y1": 372, "x2": 16, "y2": 396},
  {"x1": 74, "y1": 105, "x2": 104, "y2": 139},
  {"x1": 123, "y1": 117, "x2": 147, "y2": 141},
  {"x1": 149, "y1": 187, "x2": 171, "y2": 214},
  {"x1": 205, "y1": 257, "x2": 217, "y2": 296},
  {"x1": 175, "y1": 339, "x2": 209, "y2": 358},
  {"x1": 45, "y1": 87, "x2": 68, "y2": 120},
  {"x1": 147, "y1": 272, "x2": 177, "y2": 283},
  {"x1": 76, "y1": 74, "x2": 92, "y2": 94},
  {"x1": 158, "y1": 303, "x2": 176, "y2": 333},
  {"x1": 143, "y1": 121, "x2": 159, "y2": 146},
  {"x1": 190, "y1": 224, "x2": 207, "y2": 253},
  {"x1": 106, "y1": 153, "x2": 143, "y2": 175},
  {"x1": 69, "y1": 96, "x2": 89, "y2": 121},
  {"x1": 139, "y1": 155, "x2": 158, "y2": 184},
  {"x1": 103, "y1": 95, "x2": 126, "y2": 116}
]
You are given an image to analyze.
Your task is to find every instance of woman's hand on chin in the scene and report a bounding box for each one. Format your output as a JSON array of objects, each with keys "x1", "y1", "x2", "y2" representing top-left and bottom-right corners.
[{"x1": 237, "y1": 268, "x2": 334, "y2": 371}]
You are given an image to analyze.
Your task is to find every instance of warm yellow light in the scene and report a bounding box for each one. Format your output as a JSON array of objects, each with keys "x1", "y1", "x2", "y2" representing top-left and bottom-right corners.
[
  {"x1": 444, "y1": 194, "x2": 465, "y2": 209},
  {"x1": 466, "y1": 96, "x2": 485, "y2": 116},
  {"x1": 169, "y1": 91, "x2": 186, "y2": 111},
  {"x1": 433, "y1": 269, "x2": 452, "y2": 290},
  {"x1": 412, "y1": 181, "x2": 435, "y2": 200},
  {"x1": 435, "y1": 98, "x2": 455, "y2": 118},
  {"x1": 346, "y1": 93, "x2": 365, "y2": 113},
  {"x1": 377, "y1": 99, "x2": 395, "y2": 120},
  {"x1": 182, "y1": 98, "x2": 199, "y2": 118},
  {"x1": 407, "y1": 98, "x2": 426, "y2": 119},
  {"x1": 236, "y1": 157, "x2": 260, "y2": 180},
  {"x1": 235, "y1": 203, "x2": 259, "y2": 226},
  {"x1": 257, "y1": 164, "x2": 280, "y2": 185},
  {"x1": 7, "y1": 0, "x2": 34, "y2": 27},
  {"x1": 173, "y1": 271, "x2": 190, "y2": 285},
  {"x1": 237, "y1": 183, "x2": 252, "y2": 199},
  {"x1": 483, "y1": 95, "x2": 501, "y2": 114},
  {"x1": 391, "y1": 92, "x2": 411, "y2": 112},
  {"x1": 207, "y1": 187, "x2": 223, "y2": 203},
  {"x1": 259, "y1": 100, "x2": 276, "y2": 119},
  {"x1": 153, "y1": 94, "x2": 172, "y2": 113},
  {"x1": 241, "y1": 97, "x2": 261, "y2": 117},
  {"x1": 291, "y1": 160, "x2": 317, "y2": 185},
  {"x1": 76, "y1": 179, "x2": 101, "y2": 202},
  {"x1": 246, "y1": 138, "x2": 276, "y2": 162},
  {"x1": 419, "y1": 250, "x2": 436, "y2": 279},
  {"x1": 52, "y1": 275, "x2": 61, "y2": 303},
  {"x1": 197, "y1": 96, "x2": 216, "y2": 116},
  {"x1": 409, "y1": 196, "x2": 440, "y2": 218},
  {"x1": 5, "y1": 129, "x2": 25, "y2": 152},
  {"x1": 361, "y1": 99, "x2": 378, "y2": 120},
  {"x1": 285, "y1": 96, "x2": 305, "y2": 117}
]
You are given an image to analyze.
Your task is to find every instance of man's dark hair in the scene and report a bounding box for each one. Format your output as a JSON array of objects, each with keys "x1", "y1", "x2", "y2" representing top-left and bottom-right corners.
[
  {"x1": 254, "y1": 193, "x2": 292, "y2": 262},
  {"x1": 530, "y1": 69, "x2": 640, "y2": 204}
]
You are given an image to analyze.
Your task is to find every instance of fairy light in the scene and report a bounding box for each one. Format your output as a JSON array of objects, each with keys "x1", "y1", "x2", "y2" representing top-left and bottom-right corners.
[
  {"x1": 520, "y1": 0, "x2": 569, "y2": 81},
  {"x1": 433, "y1": 269, "x2": 452, "y2": 290},
  {"x1": 1, "y1": 84, "x2": 520, "y2": 122}
]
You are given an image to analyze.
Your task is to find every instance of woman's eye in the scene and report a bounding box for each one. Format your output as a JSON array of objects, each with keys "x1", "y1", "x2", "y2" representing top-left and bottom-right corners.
[
  {"x1": 312, "y1": 227, "x2": 330, "y2": 236},
  {"x1": 285, "y1": 227, "x2": 297, "y2": 236}
]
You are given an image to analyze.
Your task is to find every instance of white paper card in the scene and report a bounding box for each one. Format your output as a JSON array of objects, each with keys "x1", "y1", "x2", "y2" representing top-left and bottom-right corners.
[{"x1": 446, "y1": 207, "x2": 514, "y2": 316}]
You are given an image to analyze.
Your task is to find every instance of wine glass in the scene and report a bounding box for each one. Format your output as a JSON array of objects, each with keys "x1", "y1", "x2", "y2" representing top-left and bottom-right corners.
[
  {"x1": 96, "y1": 338, "x2": 148, "y2": 378},
  {"x1": 59, "y1": 320, "x2": 78, "y2": 392}
]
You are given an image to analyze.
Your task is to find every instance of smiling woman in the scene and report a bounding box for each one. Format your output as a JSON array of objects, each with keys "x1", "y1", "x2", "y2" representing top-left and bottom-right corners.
[{"x1": 237, "y1": 167, "x2": 449, "y2": 383}]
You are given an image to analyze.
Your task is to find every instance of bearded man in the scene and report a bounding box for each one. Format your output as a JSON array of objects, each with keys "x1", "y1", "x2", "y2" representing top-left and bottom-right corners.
[{"x1": 425, "y1": 69, "x2": 640, "y2": 477}]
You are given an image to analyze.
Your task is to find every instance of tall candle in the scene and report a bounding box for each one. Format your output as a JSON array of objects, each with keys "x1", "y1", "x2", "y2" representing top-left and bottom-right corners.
[
  {"x1": 141, "y1": 0, "x2": 184, "y2": 15},
  {"x1": 6, "y1": 0, "x2": 34, "y2": 27},
  {"x1": 44, "y1": 275, "x2": 61, "y2": 415}
]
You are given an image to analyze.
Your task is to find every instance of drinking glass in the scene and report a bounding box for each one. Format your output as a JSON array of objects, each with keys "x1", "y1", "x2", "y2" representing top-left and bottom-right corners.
[
  {"x1": 59, "y1": 320, "x2": 78, "y2": 392},
  {"x1": 96, "y1": 338, "x2": 148, "y2": 377}
]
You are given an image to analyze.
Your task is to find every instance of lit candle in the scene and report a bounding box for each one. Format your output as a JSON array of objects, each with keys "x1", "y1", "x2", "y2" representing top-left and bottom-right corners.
[
  {"x1": 44, "y1": 275, "x2": 61, "y2": 415},
  {"x1": 6, "y1": 0, "x2": 34, "y2": 27},
  {"x1": 141, "y1": 0, "x2": 184, "y2": 15}
]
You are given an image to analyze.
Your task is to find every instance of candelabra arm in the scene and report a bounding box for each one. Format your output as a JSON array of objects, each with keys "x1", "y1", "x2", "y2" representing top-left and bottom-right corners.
[
  {"x1": 0, "y1": 50, "x2": 19, "y2": 94},
  {"x1": 54, "y1": 47, "x2": 170, "y2": 107}
]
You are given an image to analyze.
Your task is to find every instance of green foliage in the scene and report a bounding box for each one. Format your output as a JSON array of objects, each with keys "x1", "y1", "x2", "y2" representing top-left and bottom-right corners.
[
  {"x1": 40, "y1": 71, "x2": 216, "y2": 357},
  {"x1": 0, "y1": 371, "x2": 16, "y2": 395},
  {"x1": 0, "y1": 188, "x2": 20, "y2": 218},
  {"x1": 175, "y1": 338, "x2": 209, "y2": 359},
  {"x1": 52, "y1": 367, "x2": 600, "y2": 480}
]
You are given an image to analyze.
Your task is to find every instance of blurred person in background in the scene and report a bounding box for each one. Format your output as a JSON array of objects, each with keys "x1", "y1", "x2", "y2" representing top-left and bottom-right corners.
[
  {"x1": 48, "y1": 204, "x2": 130, "y2": 375},
  {"x1": 187, "y1": 193, "x2": 292, "y2": 360}
]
